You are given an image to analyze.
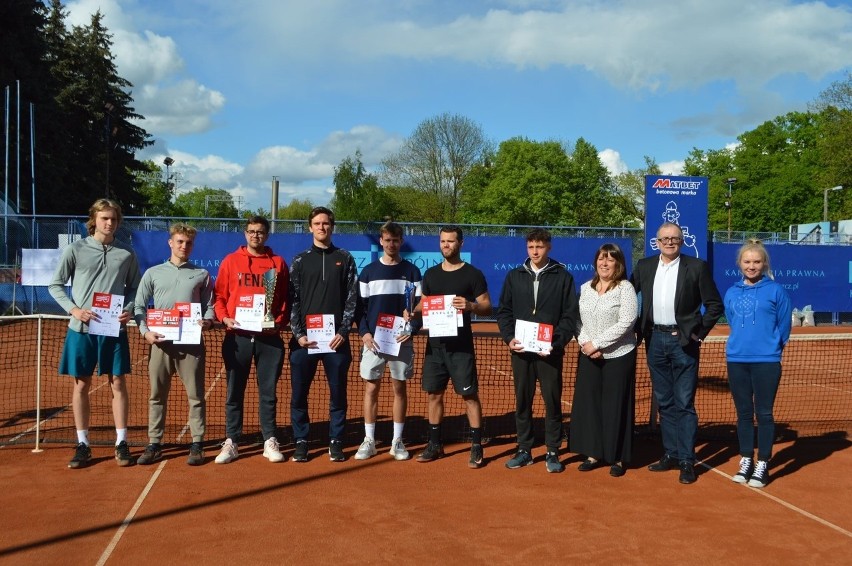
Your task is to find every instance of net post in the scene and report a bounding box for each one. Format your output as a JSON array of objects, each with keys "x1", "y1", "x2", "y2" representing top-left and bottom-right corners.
[{"x1": 31, "y1": 315, "x2": 43, "y2": 453}]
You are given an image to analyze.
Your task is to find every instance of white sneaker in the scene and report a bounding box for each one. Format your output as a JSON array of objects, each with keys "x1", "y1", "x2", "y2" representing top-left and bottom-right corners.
[
  {"x1": 263, "y1": 437, "x2": 285, "y2": 463},
  {"x1": 215, "y1": 438, "x2": 238, "y2": 464},
  {"x1": 354, "y1": 437, "x2": 376, "y2": 460},
  {"x1": 389, "y1": 437, "x2": 410, "y2": 461}
]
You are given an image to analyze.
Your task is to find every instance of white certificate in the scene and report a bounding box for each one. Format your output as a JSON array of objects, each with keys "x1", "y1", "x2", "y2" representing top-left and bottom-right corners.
[
  {"x1": 515, "y1": 319, "x2": 554, "y2": 353},
  {"x1": 306, "y1": 313, "x2": 336, "y2": 354},
  {"x1": 422, "y1": 295, "x2": 460, "y2": 338},
  {"x1": 235, "y1": 293, "x2": 265, "y2": 332},
  {"x1": 88, "y1": 292, "x2": 123, "y2": 337},
  {"x1": 174, "y1": 302, "x2": 202, "y2": 345},
  {"x1": 146, "y1": 308, "x2": 182, "y2": 341},
  {"x1": 373, "y1": 313, "x2": 404, "y2": 356}
]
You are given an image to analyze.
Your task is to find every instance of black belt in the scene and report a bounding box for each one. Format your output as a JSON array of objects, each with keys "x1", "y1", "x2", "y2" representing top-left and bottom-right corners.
[{"x1": 653, "y1": 324, "x2": 678, "y2": 332}]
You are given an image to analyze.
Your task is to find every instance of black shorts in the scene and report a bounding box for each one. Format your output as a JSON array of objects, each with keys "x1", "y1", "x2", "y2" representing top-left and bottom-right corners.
[{"x1": 421, "y1": 345, "x2": 478, "y2": 395}]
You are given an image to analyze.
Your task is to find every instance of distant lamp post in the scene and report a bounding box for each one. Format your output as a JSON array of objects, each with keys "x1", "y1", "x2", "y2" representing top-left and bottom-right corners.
[
  {"x1": 725, "y1": 177, "x2": 737, "y2": 239},
  {"x1": 823, "y1": 185, "x2": 844, "y2": 222},
  {"x1": 163, "y1": 156, "x2": 175, "y2": 196}
]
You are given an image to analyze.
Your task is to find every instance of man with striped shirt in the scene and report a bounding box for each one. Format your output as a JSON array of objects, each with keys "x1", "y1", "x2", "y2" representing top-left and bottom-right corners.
[{"x1": 354, "y1": 221, "x2": 422, "y2": 461}]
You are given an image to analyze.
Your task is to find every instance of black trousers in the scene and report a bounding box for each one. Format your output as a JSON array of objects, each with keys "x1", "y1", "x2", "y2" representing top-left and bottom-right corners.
[
  {"x1": 569, "y1": 349, "x2": 637, "y2": 464},
  {"x1": 511, "y1": 352, "x2": 564, "y2": 452}
]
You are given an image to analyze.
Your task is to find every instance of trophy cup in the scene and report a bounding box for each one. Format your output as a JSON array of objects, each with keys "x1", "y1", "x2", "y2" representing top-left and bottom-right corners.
[
  {"x1": 400, "y1": 281, "x2": 414, "y2": 336},
  {"x1": 261, "y1": 268, "x2": 277, "y2": 328}
]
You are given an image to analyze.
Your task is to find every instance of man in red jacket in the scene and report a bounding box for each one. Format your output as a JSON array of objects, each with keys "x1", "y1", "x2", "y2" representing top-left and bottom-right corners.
[{"x1": 213, "y1": 216, "x2": 290, "y2": 464}]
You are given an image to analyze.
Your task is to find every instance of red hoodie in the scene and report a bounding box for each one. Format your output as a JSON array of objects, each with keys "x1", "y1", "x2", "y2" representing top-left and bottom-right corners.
[{"x1": 214, "y1": 245, "x2": 290, "y2": 333}]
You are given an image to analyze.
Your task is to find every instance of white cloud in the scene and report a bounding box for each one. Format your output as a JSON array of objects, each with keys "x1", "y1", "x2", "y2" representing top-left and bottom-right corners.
[
  {"x1": 599, "y1": 149, "x2": 628, "y2": 176},
  {"x1": 223, "y1": 1, "x2": 852, "y2": 92},
  {"x1": 246, "y1": 146, "x2": 333, "y2": 185},
  {"x1": 657, "y1": 160, "x2": 685, "y2": 176},
  {"x1": 66, "y1": 0, "x2": 225, "y2": 137},
  {"x1": 135, "y1": 81, "x2": 226, "y2": 136},
  {"x1": 152, "y1": 124, "x2": 402, "y2": 212}
]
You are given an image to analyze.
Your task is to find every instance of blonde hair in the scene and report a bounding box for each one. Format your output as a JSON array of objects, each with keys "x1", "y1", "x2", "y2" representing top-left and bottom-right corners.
[
  {"x1": 169, "y1": 222, "x2": 197, "y2": 239},
  {"x1": 86, "y1": 199, "x2": 123, "y2": 235},
  {"x1": 736, "y1": 238, "x2": 773, "y2": 279}
]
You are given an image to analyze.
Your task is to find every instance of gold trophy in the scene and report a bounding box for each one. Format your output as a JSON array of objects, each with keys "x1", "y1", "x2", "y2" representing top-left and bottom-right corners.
[{"x1": 261, "y1": 268, "x2": 277, "y2": 328}]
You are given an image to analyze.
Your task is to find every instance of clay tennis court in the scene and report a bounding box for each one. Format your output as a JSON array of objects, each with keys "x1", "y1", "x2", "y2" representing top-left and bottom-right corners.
[{"x1": 0, "y1": 320, "x2": 850, "y2": 564}]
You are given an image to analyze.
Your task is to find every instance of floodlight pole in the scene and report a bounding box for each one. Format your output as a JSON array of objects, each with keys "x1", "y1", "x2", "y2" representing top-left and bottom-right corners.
[
  {"x1": 725, "y1": 178, "x2": 737, "y2": 240},
  {"x1": 823, "y1": 185, "x2": 844, "y2": 222}
]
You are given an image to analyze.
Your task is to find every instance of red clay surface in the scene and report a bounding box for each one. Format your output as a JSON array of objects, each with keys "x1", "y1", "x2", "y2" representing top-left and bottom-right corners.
[
  {"x1": 1, "y1": 320, "x2": 850, "y2": 564},
  {"x1": 0, "y1": 436, "x2": 850, "y2": 565}
]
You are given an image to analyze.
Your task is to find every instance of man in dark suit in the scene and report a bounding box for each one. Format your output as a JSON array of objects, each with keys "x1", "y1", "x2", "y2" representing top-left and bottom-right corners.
[{"x1": 630, "y1": 222, "x2": 723, "y2": 484}]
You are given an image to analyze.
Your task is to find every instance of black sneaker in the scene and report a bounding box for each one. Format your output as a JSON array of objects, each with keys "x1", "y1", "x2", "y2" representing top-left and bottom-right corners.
[
  {"x1": 187, "y1": 442, "x2": 204, "y2": 466},
  {"x1": 292, "y1": 439, "x2": 309, "y2": 462},
  {"x1": 506, "y1": 449, "x2": 534, "y2": 469},
  {"x1": 468, "y1": 443, "x2": 484, "y2": 469},
  {"x1": 545, "y1": 451, "x2": 565, "y2": 473},
  {"x1": 68, "y1": 443, "x2": 92, "y2": 469},
  {"x1": 732, "y1": 456, "x2": 752, "y2": 484},
  {"x1": 137, "y1": 443, "x2": 163, "y2": 465},
  {"x1": 747, "y1": 460, "x2": 769, "y2": 488},
  {"x1": 115, "y1": 441, "x2": 133, "y2": 467},
  {"x1": 329, "y1": 439, "x2": 346, "y2": 462},
  {"x1": 416, "y1": 442, "x2": 444, "y2": 463}
]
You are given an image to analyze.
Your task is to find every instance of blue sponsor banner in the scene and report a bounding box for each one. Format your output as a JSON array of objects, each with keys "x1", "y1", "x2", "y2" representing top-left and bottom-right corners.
[
  {"x1": 131, "y1": 232, "x2": 632, "y2": 309},
  {"x1": 644, "y1": 175, "x2": 709, "y2": 259},
  {"x1": 713, "y1": 243, "x2": 852, "y2": 312}
]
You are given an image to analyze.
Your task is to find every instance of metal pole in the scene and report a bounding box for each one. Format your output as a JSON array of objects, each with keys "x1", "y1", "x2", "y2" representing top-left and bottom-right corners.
[
  {"x1": 4, "y1": 85, "x2": 9, "y2": 265},
  {"x1": 30, "y1": 103, "x2": 35, "y2": 216},
  {"x1": 271, "y1": 176, "x2": 279, "y2": 233},
  {"x1": 16, "y1": 80, "x2": 20, "y2": 211},
  {"x1": 824, "y1": 186, "x2": 844, "y2": 222}
]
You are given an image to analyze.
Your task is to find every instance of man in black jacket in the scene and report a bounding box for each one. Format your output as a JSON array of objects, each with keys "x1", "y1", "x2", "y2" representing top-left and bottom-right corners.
[
  {"x1": 630, "y1": 222, "x2": 723, "y2": 484},
  {"x1": 496, "y1": 228, "x2": 579, "y2": 473},
  {"x1": 289, "y1": 207, "x2": 359, "y2": 463}
]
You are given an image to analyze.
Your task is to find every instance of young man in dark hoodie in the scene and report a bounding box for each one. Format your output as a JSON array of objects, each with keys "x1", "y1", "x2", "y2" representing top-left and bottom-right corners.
[
  {"x1": 496, "y1": 228, "x2": 578, "y2": 473},
  {"x1": 289, "y1": 207, "x2": 359, "y2": 462},
  {"x1": 214, "y1": 216, "x2": 290, "y2": 464}
]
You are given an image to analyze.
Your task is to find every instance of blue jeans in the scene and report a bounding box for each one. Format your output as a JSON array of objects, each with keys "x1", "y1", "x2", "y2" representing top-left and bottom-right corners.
[
  {"x1": 646, "y1": 330, "x2": 700, "y2": 462},
  {"x1": 727, "y1": 362, "x2": 781, "y2": 461},
  {"x1": 289, "y1": 344, "x2": 352, "y2": 441}
]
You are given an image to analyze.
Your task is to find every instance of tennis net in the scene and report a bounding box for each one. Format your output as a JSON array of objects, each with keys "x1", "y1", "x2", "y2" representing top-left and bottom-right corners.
[{"x1": 0, "y1": 315, "x2": 849, "y2": 449}]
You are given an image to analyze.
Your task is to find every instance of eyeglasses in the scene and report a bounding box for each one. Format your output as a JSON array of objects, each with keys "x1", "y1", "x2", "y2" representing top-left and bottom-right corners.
[
  {"x1": 246, "y1": 230, "x2": 267, "y2": 236},
  {"x1": 658, "y1": 237, "x2": 683, "y2": 244}
]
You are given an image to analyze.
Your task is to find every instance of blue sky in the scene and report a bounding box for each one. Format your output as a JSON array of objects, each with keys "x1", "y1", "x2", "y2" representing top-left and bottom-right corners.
[{"x1": 64, "y1": 0, "x2": 852, "y2": 214}]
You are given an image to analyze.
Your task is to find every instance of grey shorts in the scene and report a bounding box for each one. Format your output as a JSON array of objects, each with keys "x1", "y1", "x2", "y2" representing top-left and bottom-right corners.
[{"x1": 360, "y1": 343, "x2": 415, "y2": 381}]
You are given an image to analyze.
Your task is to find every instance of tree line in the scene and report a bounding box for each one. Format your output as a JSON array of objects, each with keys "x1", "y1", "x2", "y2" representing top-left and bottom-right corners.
[{"x1": 2, "y1": 1, "x2": 850, "y2": 230}]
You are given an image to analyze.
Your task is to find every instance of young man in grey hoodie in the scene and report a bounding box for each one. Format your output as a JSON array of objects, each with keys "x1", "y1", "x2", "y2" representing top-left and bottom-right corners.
[
  {"x1": 133, "y1": 223, "x2": 214, "y2": 466},
  {"x1": 48, "y1": 199, "x2": 141, "y2": 469}
]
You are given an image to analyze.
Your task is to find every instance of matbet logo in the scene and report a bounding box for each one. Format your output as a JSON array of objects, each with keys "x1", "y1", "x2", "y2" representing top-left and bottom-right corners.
[{"x1": 652, "y1": 179, "x2": 702, "y2": 190}]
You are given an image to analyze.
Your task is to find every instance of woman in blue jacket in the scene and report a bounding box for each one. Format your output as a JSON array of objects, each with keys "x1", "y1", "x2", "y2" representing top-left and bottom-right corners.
[{"x1": 724, "y1": 240, "x2": 792, "y2": 488}]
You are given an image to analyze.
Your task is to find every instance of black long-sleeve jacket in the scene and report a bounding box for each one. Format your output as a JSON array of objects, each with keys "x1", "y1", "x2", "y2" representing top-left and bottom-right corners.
[
  {"x1": 496, "y1": 257, "x2": 579, "y2": 354},
  {"x1": 289, "y1": 243, "x2": 358, "y2": 340}
]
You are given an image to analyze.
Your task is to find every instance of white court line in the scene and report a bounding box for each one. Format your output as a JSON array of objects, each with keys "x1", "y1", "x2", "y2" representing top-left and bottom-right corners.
[
  {"x1": 95, "y1": 460, "x2": 168, "y2": 566},
  {"x1": 95, "y1": 363, "x2": 227, "y2": 562},
  {"x1": 785, "y1": 380, "x2": 852, "y2": 395},
  {"x1": 0, "y1": 379, "x2": 114, "y2": 449},
  {"x1": 697, "y1": 461, "x2": 852, "y2": 539},
  {"x1": 175, "y1": 363, "x2": 226, "y2": 442}
]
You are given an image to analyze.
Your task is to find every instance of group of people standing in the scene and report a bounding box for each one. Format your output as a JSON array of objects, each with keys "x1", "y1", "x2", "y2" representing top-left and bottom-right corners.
[{"x1": 49, "y1": 199, "x2": 792, "y2": 489}]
